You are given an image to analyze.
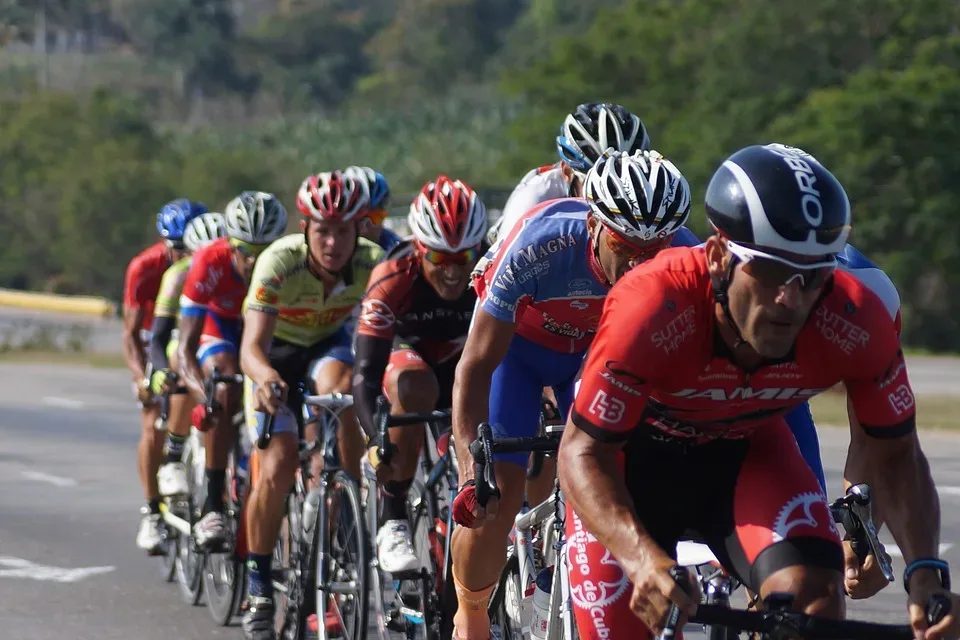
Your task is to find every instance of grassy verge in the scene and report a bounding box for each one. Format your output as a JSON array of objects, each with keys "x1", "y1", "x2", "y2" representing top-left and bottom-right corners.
[
  {"x1": 809, "y1": 389, "x2": 960, "y2": 430},
  {"x1": 0, "y1": 349, "x2": 126, "y2": 369}
]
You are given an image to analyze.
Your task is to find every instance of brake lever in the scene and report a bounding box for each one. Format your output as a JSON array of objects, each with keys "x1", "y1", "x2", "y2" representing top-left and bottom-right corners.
[{"x1": 846, "y1": 484, "x2": 894, "y2": 582}]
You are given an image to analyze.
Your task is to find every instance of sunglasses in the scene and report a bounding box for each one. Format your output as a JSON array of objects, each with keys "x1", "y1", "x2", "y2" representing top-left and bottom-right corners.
[
  {"x1": 417, "y1": 242, "x2": 481, "y2": 266},
  {"x1": 603, "y1": 229, "x2": 671, "y2": 263},
  {"x1": 230, "y1": 238, "x2": 269, "y2": 259},
  {"x1": 726, "y1": 241, "x2": 836, "y2": 292}
]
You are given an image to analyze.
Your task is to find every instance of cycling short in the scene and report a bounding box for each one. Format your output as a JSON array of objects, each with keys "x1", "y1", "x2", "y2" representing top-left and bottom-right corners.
[
  {"x1": 784, "y1": 402, "x2": 826, "y2": 494},
  {"x1": 197, "y1": 312, "x2": 243, "y2": 364},
  {"x1": 245, "y1": 328, "x2": 354, "y2": 443},
  {"x1": 566, "y1": 418, "x2": 842, "y2": 640},
  {"x1": 383, "y1": 337, "x2": 458, "y2": 409},
  {"x1": 490, "y1": 334, "x2": 584, "y2": 466}
]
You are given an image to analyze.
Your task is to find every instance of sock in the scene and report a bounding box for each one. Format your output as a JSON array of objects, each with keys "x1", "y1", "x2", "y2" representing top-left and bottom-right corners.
[
  {"x1": 147, "y1": 498, "x2": 162, "y2": 515},
  {"x1": 452, "y1": 569, "x2": 496, "y2": 640},
  {"x1": 165, "y1": 433, "x2": 187, "y2": 463},
  {"x1": 203, "y1": 468, "x2": 226, "y2": 515},
  {"x1": 380, "y1": 478, "x2": 413, "y2": 525},
  {"x1": 246, "y1": 553, "x2": 273, "y2": 598}
]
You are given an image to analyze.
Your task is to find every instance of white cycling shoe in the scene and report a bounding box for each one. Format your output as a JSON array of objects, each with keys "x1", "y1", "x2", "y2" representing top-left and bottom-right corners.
[
  {"x1": 377, "y1": 519, "x2": 419, "y2": 574},
  {"x1": 158, "y1": 462, "x2": 189, "y2": 496},
  {"x1": 136, "y1": 507, "x2": 164, "y2": 555}
]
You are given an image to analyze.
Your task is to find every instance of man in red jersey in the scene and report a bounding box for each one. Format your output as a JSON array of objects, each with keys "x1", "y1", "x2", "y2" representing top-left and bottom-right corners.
[
  {"x1": 123, "y1": 198, "x2": 207, "y2": 554},
  {"x1": 558, "y1": 144, "x2": 960, "y2": 640},
  {"x1": 175, "y1": 191, "x2": 288, "y2": 550}
]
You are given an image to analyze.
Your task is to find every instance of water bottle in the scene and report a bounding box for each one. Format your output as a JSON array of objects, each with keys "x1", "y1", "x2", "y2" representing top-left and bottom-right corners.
[
  {"x1": 302, "y1": 488, "x2": 322, "y2": 537},
  {"x1": 530, "y1": 566, "x2": 553, "y2": 640}
]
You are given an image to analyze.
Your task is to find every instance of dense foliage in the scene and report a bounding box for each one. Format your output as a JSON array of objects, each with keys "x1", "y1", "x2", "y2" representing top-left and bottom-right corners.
[{"x1": 2, "y1": 0, "x2": 959, "y2": 349}]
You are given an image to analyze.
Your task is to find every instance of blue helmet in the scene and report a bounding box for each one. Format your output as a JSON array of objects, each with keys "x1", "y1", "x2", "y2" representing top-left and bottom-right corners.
[
  {"x1": 344, "y1": 166, "x2": 391, "y2": 209},
  {"x1": 156, "y1": 198, "x2": 209, "y2": 242},
  {"x1": 556, "y1": 103, "x2": 650, "y2": 174}
]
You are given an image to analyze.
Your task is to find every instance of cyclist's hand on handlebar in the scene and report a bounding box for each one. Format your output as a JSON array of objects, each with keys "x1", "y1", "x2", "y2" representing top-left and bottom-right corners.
[
  {"x1": 150, "y1": 368, "x2": 175, "y2": 396},
  {"x1": 908, "y1": 573, "x2": 958, "y2": 640},
  {"x1": 253, "y1": 373, "x2": 287, "y2": 414},
  {"x1": 452, "y1": 480, "x2": 497, "y2": 528},
  {"x1": 366, "y1": 443, "x2": 398, "y2": 484},
  {"x1": 843, "y1": 539, "x2": 891, "y2": 599},
  {"x1": 627, "y1": 555, "x2": 699, "y2": 635}
]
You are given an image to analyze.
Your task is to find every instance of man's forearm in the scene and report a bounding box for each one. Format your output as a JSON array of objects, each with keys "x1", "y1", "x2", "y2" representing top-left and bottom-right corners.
[
  {"x1": 123, "y1": 330, "x2": 146, "y2": 380},
  {"x1": 559, "y1": 440, "x2": 663, "y2": 577},
  {"x1": 872, "y1": 440, "x2": 940, "y2": 563},
  {"x1": 452, "y1": 364, "x2": 492, "y2": 483}
]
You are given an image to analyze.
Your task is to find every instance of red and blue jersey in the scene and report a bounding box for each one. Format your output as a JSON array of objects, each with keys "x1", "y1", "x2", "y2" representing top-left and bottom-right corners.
[{"x1": 474, "y1": 198, "x2": 699, "y2": 353}]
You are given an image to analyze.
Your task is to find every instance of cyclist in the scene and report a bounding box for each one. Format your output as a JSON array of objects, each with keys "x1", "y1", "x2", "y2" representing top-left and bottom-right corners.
[
  {"x1": 488, "y1": 102, "x2": 650, "y2": 245},
  {"x1": 559, "y1": 143, "x2": 959, "y2": 640},
  {"x1": 345, "y1": 165, "x2": 405, "y2": 252},
  {"x1": 176, "y1": 192, "x2": 289, "y2": 550},
  {"x1": 450, "y1": 149, "x2": 696, "y2": 640},
  {"x1": 124, "y1": 198, "x2": 207, "y2": 554},
  {"x1": 239, "y1": 170, "x2": 384, "y2": 640},
  {"x1": 148, "y1": 213, "x2": 227, "y2": 497},
  {"x1": 353, "y1": 175, "x2": 487, "y2": 574}
]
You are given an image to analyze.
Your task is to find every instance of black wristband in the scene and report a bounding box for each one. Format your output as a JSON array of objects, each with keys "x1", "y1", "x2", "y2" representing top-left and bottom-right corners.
[{"x1": 904, "y1": 557, "x2": 951, "y2": 594}]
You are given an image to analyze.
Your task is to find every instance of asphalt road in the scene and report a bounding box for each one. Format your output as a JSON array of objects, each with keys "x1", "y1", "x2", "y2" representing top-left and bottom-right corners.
[{"x1": 1, "y1": 362, "x2": 959, "y2": 639}]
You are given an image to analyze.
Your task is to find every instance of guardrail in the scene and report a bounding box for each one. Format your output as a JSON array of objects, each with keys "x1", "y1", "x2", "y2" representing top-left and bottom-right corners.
[{"x1": 0, "y1": 288, "x2": 117, "y2": 318}]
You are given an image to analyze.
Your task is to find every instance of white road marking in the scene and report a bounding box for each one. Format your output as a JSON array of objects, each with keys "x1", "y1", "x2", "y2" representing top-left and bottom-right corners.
[
  {"x1": 885, "y1": 543, "x2": 954, "y2": 558},
  {"x1": 20, "y1": 470, "x2": 77, "y2": 487},
  {"x1": 0, "y1": 556, "x2": 114, "y2": 583},
  {"x1": 42, "y1": 396, "x2": 85, "y2": 409}
]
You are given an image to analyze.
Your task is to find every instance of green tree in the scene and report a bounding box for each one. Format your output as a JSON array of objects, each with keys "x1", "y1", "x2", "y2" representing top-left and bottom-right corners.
[{"x1": 767, "y1": 46, "x2": 960, "y2": 349}]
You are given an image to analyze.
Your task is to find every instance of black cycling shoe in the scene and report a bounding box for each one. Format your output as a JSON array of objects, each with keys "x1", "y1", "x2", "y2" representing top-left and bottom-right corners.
[{"x1": 242, "y1": 595, "x2": 277, "y2": 640}]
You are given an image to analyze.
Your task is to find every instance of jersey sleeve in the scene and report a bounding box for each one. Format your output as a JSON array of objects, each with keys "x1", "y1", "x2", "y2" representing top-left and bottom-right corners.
[
  {"x1": 179, "y1": 254, "x2": 214, "y2": 317},
  {"x1": 244, "y1": 246, "x2": 287, "y2": 315},
  {"x1": 476, "y1": 219, "x2": 541, "y2": 323},
  {"x1": 357, "y1": 260, "x2": 408, "y2": 341},
  {"x1": 123, "y1": 255, "x2": 151, "y2": 310},
  {"x1": 153, "y1": 263, "x2": 185, "y2": 319},
  {"x1": 844, "y1": 339, "x2": 916, "y2": 438},
  {"x1": 570, "y1": 273, "x2": 672, "y2": 442}
]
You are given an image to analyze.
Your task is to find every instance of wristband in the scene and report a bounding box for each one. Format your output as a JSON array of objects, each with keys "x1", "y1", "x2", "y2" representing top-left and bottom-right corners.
[{"x1": 904, "y1": 557, "x2": 951, "y2": 594}]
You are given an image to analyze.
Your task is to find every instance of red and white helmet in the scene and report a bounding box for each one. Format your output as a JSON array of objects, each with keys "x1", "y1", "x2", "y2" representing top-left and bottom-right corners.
[
  {"x1": 297, "y1": 171, "x2": 371, "y2": 222},
  {"x1": 408, "y1": 176, "x2": 487, "y2": 252}
]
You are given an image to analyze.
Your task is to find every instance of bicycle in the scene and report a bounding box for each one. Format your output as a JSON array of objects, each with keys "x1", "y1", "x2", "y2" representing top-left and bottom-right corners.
[
  {"x1": 471, "y1": 421, "x2": 579, "y2": 640},
  {"x1": 367, "y1": 395, "x2": 458, "y2": 640},
  {"x1": 155, "y1": 372, "x2": 187, "y2": 584},
  {"x1": 261, "y1": 388, "x2": 369, "y2": 640},
  {"x1": 158, "y1": 367, "x2": 244, "y2": 606}
]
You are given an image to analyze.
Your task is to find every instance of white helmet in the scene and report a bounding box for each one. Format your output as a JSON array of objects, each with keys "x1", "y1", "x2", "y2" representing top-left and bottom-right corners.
[
  {"x1": 408, "y1": 175, "x2": 487, "y2": 252},
  {"x1": 224, "y1": 191, "x2": 288, "y2": 244},
  {"x1": 183, "y1": 212, "x2": 227, "y2": 252},
  {"x1": 584, "y1": 149, "x2": 691, "y2": 243},
  {"x1": 557, "y1": 103, "x2": 651, "y2": 174}
]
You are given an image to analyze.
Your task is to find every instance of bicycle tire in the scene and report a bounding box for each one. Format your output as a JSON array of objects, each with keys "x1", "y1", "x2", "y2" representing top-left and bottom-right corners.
[
  {"x1": 317, "y1": 469, "x2": 369, "y2": 640},
  {"x1": 488, "y1": 554, "x2": 523, "y2": 640},
  {"x1": 276, "y1": 489, "x2": 309, "y2": 640},
  {"x1": 159, "y1": 520, "x2": 177, "y2": 583},
  {"x1": 203, "y1": 448, "x2": 247, "y2": 625},
  {"x1": 175, "y1": 436, "x2": 204, "y2": 605},
  {"x1": 408, "y1": 479, "x2": 443, "y2": 640}
]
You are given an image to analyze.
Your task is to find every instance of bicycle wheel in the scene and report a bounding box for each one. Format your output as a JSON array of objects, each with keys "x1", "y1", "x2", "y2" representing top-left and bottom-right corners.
[
  {"x1": 276, "y1": 489, "x2": 310, "y2": 640},
  {"x1": 203, "y1": 448, "x2": 248, "y2": 625},
  {"x1": 158, "y1": 511, "x2": 177, "y2": 582},
  {"x1": 488, "y1": 555, "x2": 523, "y2": 640},
  {"x1": 317, "y1": 470, "x2": 369, "y2": 640},
  {"x1": 175, "y1": 434, "x2": 205, "y2": 605}
]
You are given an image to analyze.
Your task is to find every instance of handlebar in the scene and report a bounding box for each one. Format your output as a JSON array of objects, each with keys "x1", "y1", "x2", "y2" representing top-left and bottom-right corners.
[
  {"x1": 829, "y1": 483, "x2": 895, "y2": 583},
  {"x1": 202, "y1": 367, "x2": 245, "y2": 415},
  {"x1": 159, "y1": 370, "x2": 186, "y2": 422},
  {"x1": 661, "y1": 578, "x2": 951, "y2": 639},
  {"x1": 374, "y1": 395, "x2": 451, "y2": 466},
  {"x1": 469, "y1": 423, "x2": 560, "y2": 508}
]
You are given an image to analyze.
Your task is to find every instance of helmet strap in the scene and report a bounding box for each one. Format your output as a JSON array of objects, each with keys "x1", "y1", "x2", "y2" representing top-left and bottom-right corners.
[{"x1": 710, "y1": 256, "x2": 749, "y2": 349}]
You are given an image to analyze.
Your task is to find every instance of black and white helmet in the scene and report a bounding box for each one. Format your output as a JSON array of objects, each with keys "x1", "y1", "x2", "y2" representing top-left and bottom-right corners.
[
  {"x1": 557, "y1": 103, "x2": 651, "y2": 174},
  {"x1": 224, "y1": 191, "x2": 288, "y2": 244},
  {"x1": 584, "y1": 150, "x2": 692, "y2": 243},
  {"x1": 706, "y1": 143, "x2": 850, "y2": 260},
  {"x1": 183, "y1": 212, "x2": 226, "y2": 252}
]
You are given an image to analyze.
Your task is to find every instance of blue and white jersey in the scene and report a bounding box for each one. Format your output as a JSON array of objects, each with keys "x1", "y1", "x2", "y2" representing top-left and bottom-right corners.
[{"x1": 474, "y1": 197, "x2": 699, "y2": 354}]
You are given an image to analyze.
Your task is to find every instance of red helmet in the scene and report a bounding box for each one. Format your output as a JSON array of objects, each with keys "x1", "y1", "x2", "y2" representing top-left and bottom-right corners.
[
  {"x1": 297, "y1": 171, "x2": 371, "y2": 222},
  {"x1": 407, "y1": 176, "x2": 487, "y2": 252}
]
